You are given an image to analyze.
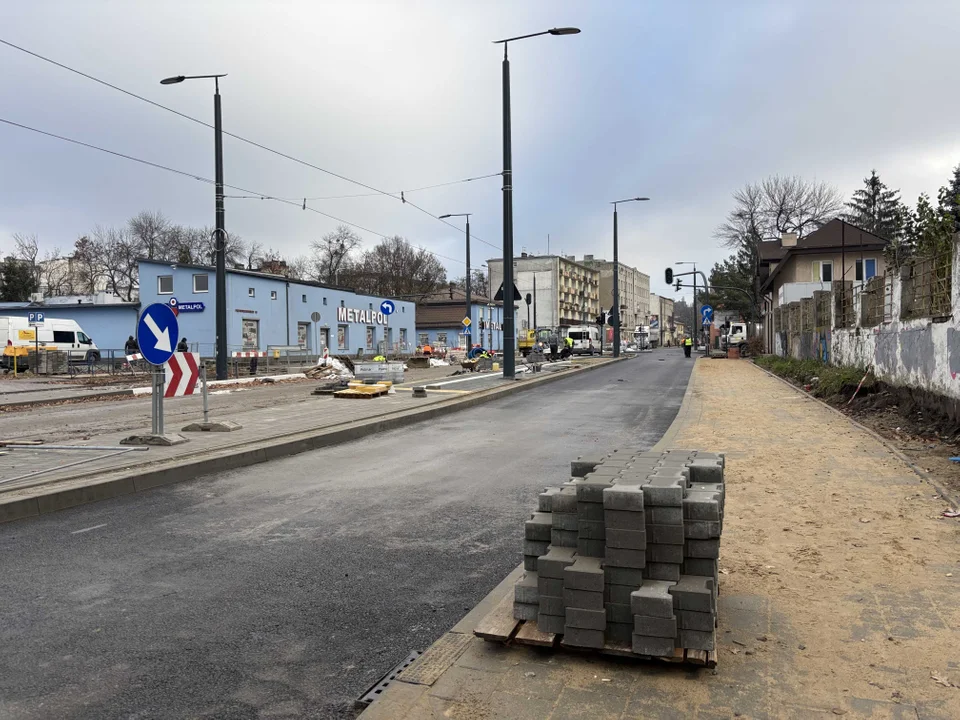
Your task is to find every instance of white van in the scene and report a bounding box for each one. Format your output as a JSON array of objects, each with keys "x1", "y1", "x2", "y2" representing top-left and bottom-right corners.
[
  {"x1": 566, "y1": 325, "x2": 600, "y2": 355},
  {"x1": 0, "y1": 316, "x2": 100, "y2": 367}
]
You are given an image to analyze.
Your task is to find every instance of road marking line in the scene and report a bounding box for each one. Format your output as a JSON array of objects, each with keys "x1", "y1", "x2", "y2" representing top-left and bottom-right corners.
[{"x1": 71, "y1": 523, "x2": 107, "y2": 534}]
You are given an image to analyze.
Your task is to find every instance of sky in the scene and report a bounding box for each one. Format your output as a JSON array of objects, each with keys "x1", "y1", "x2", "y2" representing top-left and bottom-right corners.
[{"x1": 2, "y1": 0, "x2": 960, "y2": 304}]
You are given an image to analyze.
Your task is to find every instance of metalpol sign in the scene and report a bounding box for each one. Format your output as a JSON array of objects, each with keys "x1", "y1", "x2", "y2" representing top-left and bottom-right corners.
[{"x1": 337, "y1": 306, "x2": 389, "y2": 325}]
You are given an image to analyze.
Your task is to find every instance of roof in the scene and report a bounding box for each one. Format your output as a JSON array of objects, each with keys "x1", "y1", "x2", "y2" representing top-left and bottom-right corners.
[
  {"x1": 418, "y1": 287, "x2": 502, "y2": 306},
  {"x1": 759, "y1": 219, "x2": 888, "y2": 294},
  {"x1": 137, "y1": 258, "x2": 350, "y2": 293},
  {"x1": 416, "y1": 304, "x2": 471, "y2": 329},
  {"x1": 757, "y1": 242, "x2": 787, "y2": 264}
]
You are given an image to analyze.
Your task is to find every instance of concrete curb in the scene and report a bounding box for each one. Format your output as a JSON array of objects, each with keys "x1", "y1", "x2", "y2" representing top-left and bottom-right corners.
[
  {"x1": 652, "y1": 358, "x2": 701, "y2": 452},
  {"x1": 752, "y1": 360, "x2": 960, "y2": 508},
  {"x1": 0, "y1": 357, "x2": 628, "y2": 524}
]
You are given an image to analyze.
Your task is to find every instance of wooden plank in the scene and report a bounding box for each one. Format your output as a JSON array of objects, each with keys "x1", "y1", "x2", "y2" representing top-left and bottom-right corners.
[
  {"x1": 514, "y1": 620, "x2": 556, "y2": 648},
  {"x1": 473, "y1": 594, "x2": 521, "y2": 643},
  {"x1": 706, "y1": 650, "x2": 718, "y2": 669},
  {"x1": 686, "y1": 649, "x2": 708, "y2": 666},
  {"x1": 0, "y1": 440, "x2": 42, "y2": 447}
]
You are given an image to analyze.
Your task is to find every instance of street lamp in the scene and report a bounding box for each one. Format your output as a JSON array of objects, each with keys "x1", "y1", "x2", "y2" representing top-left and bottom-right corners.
[
  {"x1": 611, "y1": 197, "x2": 649, "y2": 358},
  {"x1": 439, "y1": 213, "x2": 473, "y2": 346},
  {"x1": 161, "y1": 73, "x2": 229, "y2": 380},
  {"x1": 493, "y1": 27, "x2": 580, "y2": 378}
]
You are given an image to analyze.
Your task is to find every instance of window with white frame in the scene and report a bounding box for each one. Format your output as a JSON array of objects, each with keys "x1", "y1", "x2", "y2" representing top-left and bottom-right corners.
[
  {"x1": 812, "y1": 261, "x2": 833, "y2": 282},
  {"x1": 192, "y1": 274, "x2": 209, "y2": 293},
  {"x1": 855, "y1": 258, "x2": 877, "y2": 282},
  {"x1": 158, "y1": 275, "x2": 173, "y2": 294}
]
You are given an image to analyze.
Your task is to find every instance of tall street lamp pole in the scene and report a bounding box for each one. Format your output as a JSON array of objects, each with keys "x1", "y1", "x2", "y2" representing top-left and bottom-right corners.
[
  {"x1": 161, "y1": 73, "x2": 229, "y2": 380},
  {"x1": 610, "y1": 197, "x2": 649, "y2": 358},
  {"x1": 440, "y1": 213, "x2": 472, "y2": 345},
  {"x1": 493, "y1": 27, "x2": 579, "y2": 378}
]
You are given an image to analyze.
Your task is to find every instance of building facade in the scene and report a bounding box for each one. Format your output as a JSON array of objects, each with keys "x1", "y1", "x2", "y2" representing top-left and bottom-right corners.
[
  {"x1": 486, "y1": 254, "x2": 600, "y2": 330},
  {"x1": 138, "y1": 260, "x2": 416, "y2": 357},
  {"x1": 648, "y1": 293, "x2": 677, "y2": 347},
  {"x1": 578, "y1": 255, "x2": 650, "y2": 338},
  {"x1": 415, "y1": 288, "x2": 504, "y2": 351}
]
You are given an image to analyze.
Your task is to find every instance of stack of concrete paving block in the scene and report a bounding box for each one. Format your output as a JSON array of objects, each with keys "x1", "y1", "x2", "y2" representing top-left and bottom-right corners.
[{"x1": 511, "y1": 448, "x2": 726, "y2": 658}]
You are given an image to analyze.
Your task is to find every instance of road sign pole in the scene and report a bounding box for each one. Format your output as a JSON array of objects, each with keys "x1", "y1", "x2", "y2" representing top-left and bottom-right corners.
[
  {"x1": 201, "y1": 365, "x2": 209, "y2": 425},
  {"x1": 158, "y1": 366, "x2": 165, "y2": 435}
]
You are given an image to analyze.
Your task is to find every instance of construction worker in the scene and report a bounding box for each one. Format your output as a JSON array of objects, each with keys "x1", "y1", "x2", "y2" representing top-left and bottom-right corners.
[
  {"x1": 422, "y1": 344, "x2": 433, "y2": 357},
  {"x1": 373, "y1": 354, "x2": 386, "y2": 362},
  {"x1": 561, "y1": 335, "x2": 573, "y2": 359},
  {"x1": 683, "y1": 335, "x2": 692, "y2": 358}
]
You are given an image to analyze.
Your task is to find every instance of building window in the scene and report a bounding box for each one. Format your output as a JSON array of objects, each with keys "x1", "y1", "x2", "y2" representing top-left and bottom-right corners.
[
  {"x1": 402, "y1": 306, "x2": 405, "y2": 313},
  {"x1": 323, "y1": 297, "x2": 327, "y2": 306},
  {"x1": 812, "y1": 261, "x2": 833, "y2": 283},
  {"x1": 855, "y1": 258, "x2": 877, "y2": 282},
  {"x1": 366, "y1": 327, "x2": 375, "y2": 349},
  {"x1": 158, "y1": 275, "x2": 173, "y2": 294},
  {"x1": 248, "y1": 287, "x2": 256, "y2": 298},
  {"x1": 369, "y1": 303, "x2": 373, "y2": 310},
  {"x1": 340, "y1": 300, "x2": 345, "y2": 308},
  {"x1": 270, "y1": 290, "x2": 278, "y2": 300},
  {"x1": 338, "y1": 325, "x2": 348, "y2": 350},
  {"x1": 418, "y1": 333, "x2": 429, "y2": 347},
  {"x1": 399, "y1": 328, "x2": 407, "y2": 349},
  {"x1": 437, "y1": 332, "x2": 448, "y2": 346},
  {"x1": 192, "y1": 274, "x2": 209, "y2": 293},
  {"x1": 302, "y1": 294, "x2": 307, "y2": 303}
]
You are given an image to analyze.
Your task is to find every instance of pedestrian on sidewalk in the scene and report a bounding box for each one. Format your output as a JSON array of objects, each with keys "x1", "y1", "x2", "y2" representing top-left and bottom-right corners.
[
  {"x1": 177, "y1": 337, "x2": 188, "y2": 353},
  {"x1": 683, "y1": 336, "x2": 692, "y2": 358}
]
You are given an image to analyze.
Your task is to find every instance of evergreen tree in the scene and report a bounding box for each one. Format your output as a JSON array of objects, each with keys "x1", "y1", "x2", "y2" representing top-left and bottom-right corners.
[
  {"x1": 0, "y1": 258, "x2": 39, "y2": 301},
  {"x1": 844, "y1": 170, "x2": 905, "y2": 240},
  {"x1": 942, "y1": 163, "x2": 960, "y2": 229},
  {"x1": 905, "y1": 192, "x2": 955, "y2": 258}
]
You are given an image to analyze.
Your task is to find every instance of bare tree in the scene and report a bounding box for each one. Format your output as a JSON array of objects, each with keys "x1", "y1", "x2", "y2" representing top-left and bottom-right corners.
[
  {"x1": 245, "y1": 240, "x2": 263, "y2": 270},
  {"x1": 88, "y1": 225, "x2": 140, "y2": 301},
  {"x1": 310, "y1": 225, "x2": 362, "y2": 284},
  {"x1": 287, "y1": 255, "x2": 310, "y2": 280},
  {"x1": 72, "y1": 235, "x2": 100, "y2": 294},
  {"x1": 12, "y1": 232, "x2": 41, "y2": 288},
  {"x1": 39, "y1": 248, "x2": 74, "y2": 297},
  {"x1": 128, "y1": 210, "x2": 170, "y2": 260},
  {"x1": 353, "y1": 236, "x2": 446, "y2": 300}
]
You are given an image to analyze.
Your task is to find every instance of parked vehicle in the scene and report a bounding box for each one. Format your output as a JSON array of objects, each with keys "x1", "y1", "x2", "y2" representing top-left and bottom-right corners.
[
  {"x1": 566, "y1": 325, "x2": 600, "y2": 355},
  {"x1": 720, "y1": 321, "x2": 749, "y2": 356},
  {"x1": 0, "y1": 316, "x2": 100, "y2": 369}
]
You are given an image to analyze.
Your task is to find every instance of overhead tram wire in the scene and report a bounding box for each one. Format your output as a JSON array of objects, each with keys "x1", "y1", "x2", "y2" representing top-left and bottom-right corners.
[
  {"x1": 0, "y1": 116, "x2": 465, "y2": 267},
  {"x1": 0, "y1": 38, "x2": 502, "y2": 250}
]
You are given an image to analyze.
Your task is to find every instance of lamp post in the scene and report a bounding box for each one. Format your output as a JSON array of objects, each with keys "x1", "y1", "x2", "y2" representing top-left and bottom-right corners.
[
  {"x1": 493, "y1": 27, "x2": 580, "y2": 378},
  {"x1": 161, "y1": 73, "x2": 229, "y2": 380},
  {"x1": 440, "y1": 213, "x2": 472, "y2": 346},
  {"x1": 611, "y1": 197, "x2": 649, "y2": 357}
]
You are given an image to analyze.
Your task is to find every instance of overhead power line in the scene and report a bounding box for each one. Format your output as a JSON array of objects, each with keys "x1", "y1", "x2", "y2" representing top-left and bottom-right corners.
[
  {"x1": 0, "y1": 116, "x2": 466, "y2": 267},
  {"x1": 0, "y1": 37, "x2": 502, "y2": 250}
]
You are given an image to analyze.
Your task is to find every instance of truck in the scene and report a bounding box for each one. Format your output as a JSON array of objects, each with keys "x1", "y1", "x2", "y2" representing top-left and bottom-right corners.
[
  {"x1": 720, "y1": 321, "x2": 749, "y2": 356},
  {"x1": 0, "y1": 316, "x2": 101, "y2": 370}
]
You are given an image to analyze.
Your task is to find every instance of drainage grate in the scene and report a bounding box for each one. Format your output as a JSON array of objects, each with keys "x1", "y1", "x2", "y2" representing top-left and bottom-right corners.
[{"x1": 355, "y1": 650, "x2": 422, "y2": 707}]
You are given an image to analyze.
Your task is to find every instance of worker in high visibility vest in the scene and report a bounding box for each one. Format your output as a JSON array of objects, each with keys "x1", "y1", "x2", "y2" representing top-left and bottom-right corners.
[{"x1": 683, "y1": 336, "x2": 693, "y2": 358}]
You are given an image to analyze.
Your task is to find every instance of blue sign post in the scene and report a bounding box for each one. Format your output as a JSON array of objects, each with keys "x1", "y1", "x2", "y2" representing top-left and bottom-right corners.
[
  {"x1": 27, "y1": 311, "x2": 44, "y2": 326},
  {"x1": 700, "y1": 304, "x2": 714, "y2": 326},
  {"x1": 379, "y1": 300, "x2": 395, "y2": 315},
  {"x1": 137, "y1": 303, "x2": 179, "y2": 366}
]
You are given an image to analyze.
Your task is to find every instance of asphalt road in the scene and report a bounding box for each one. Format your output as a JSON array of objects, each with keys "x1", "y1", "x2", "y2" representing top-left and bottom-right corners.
[{"x1": 0, "y1": 350, "x2": 693, "y2": 720}]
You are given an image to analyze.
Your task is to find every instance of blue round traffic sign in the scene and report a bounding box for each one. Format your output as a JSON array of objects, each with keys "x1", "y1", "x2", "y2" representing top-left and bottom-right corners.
[
  {"x1": 137, "y1": 303, "x2": 180, "y2": 366},
  {"x1": 380, "y1": 300, "x2": 396, "y2": 316}
]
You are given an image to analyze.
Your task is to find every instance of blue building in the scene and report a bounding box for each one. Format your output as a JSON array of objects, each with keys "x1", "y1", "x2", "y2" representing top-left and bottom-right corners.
[
  {"x1": 415, "y1": 288, "x2": 504, "y2": 351},
  {"x1": 138, "y1": 260, "x2": 416, "y2": 357},
  {"x1": 0, "y1": 298, "x2": 139, "y2": 353}
]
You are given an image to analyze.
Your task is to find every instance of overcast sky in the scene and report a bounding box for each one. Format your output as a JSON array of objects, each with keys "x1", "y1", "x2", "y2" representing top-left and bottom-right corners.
[{"x1": 3, "y1": 0, "x2": 959, "y2": 302}]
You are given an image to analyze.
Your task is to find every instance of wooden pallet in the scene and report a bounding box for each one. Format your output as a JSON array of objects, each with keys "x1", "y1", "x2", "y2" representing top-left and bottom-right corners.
[
  {"x1": 333, "y1": 386, "x2": 389, "y2": 399},
  {"x1": 473, "y1": 599, "x2": 717, "y2": 668}
]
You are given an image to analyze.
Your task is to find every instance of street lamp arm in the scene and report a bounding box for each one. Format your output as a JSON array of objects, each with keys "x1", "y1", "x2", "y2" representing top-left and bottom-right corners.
[{"x1": 493, "y1": 28, "x2": 579, "y2": 44}]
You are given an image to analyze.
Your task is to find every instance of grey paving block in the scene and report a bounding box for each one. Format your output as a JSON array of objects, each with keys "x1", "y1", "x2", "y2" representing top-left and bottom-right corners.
[
  {"x1": 604, "y1": 566, "x2": 645, "y2": 587},
  {"x1": 644, "y1": 506, "x2": 684, "y2": 526},
  {"x1": 576, "y1": 538, "x2": 605, "y2": 558},
  {"x1": 604, "y1": 509, "x2": 645, "y2": 531},
  {"x1": 604, "y1": 602, "x2": 633, "y2": 624},
  {"x1": 646, "y1": 544, "x2": 684, "y2": 564},
  {"x1": 604, "y1": 584, "x2": 637, "y2": 606},
  {"x1": 537, "y1": 546, "x2": 577, "y2": 579},
  {"x1": 513, "y1": 602, "x2": 539, "y2": 621},
  {"x1": 682, "y1": 557, "x2": 718, "y2": 579},
  {"x1": 537, "y1": 613, "x2": 565, "y2": 634},
  {"x1": 563, "y1": 556, "x2": 604, "y2": 592},
  {"x1": 690, "y1": 481, "x2": 724, "y2": 497},
  {"x1": 578, "y1": 520, "x2": 606, "y2": 541},
  {"x1": 605, "y1": 528, "x2": 647, "y2": 550},
  {"x1": 604, "y1": 547, "x2": 646, "y2": 569},
  {"x1": 538, "y1": 576, "x2": 564, "y2": 597},
  {"x1": 634, "y1": 614, "x2": 678, "y2": 638},
  {"x1": 605, "y1": 621, "x2": 633, "y2": 645},
  {"x1": 523, "y1": 539, "x2": 550, "y2": 556},
  {"x1": 599, "y1": 458, "x2": 633, "y2": 469},
  {"x1": 551, "y1": 511, "x2": 579, "y2": 531},
  {"x1": 602, "y1": 484, "x2": 645, "y2": 511},
  {"x1": 552, "y1": 487, "x2": 579, "y2": 513},
  {"x1": 564, "y1": 627, "x2": 605, "y2": 648},
  {"x1": 684, "y1": 520, "x2": 722, "y2": 540},
  {"x1": 642, "y1": 477, "x2": 684, "y2": 506},
  {"x1": 577, "y1": 477, "x2": 615, "y2": 502},
  {"x1": 677, "y1": 609, "x2": 716, "y2": 632},
  {"x1": 647, "y1": 523, "x2": 685, "y2": 545},
  {"x1": 551, "y1": 528, "x2": 578, "y2": 548},
  {"x1": 565, "y1": 607, "x2": 606, "y2": 630},
  {"x1": 632, "y1": 634, "x2": 676, "y2": 656},
  {"x1": 688, "y1": 459, "x2": 723, "y2": 484},
  {"x1": 644, "y1": 562, "x2": 681, "y2": 582},
  {"x1": 538, "y1": 487, "x2": 561, "y2": 512},
  {"x1": 685, "y1": 538, "x2": 721, "y2": 559},
  {"x1": 562, "y1": 588, "x2": 604, "y2": 611},
  {"x1": 630, "y1": 579, "x2": 676, "y2": 618},
  {"x1": 514, "y1": 572, "x2": 539, "y2": 605},
  {"x1": 678, "y1": 628, "x2": 715, "y2": 650},
  {"x1": 524, "y1": 555, "x2": 538, "y2": 571},
  {"x1": 670, "y1": 575, "x2": 716, "y2": 613},
  {"x1": 683, "y1": 491, "x2": 721, "y2": 521},
  {"x1": 539, "y1": 595, "x2": 564, "y2": 616},
  {"x1": 525, "y1": 512, "x2": 553, "y2": 542},
  {"x1": 692, "y1": 450, "x2": 723, "y2": 465},
  {"x1": 571, "y1": 455, "x2": 605, "y2": 478},
  {"x1": 576, "y1": 501, "x2": 605, "y2": 522}
]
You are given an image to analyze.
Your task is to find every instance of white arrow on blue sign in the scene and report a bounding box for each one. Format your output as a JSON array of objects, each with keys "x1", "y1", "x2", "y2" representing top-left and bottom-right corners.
[
  {"x1": 137, "y1": 303, "x2": 180, "y2": 366},
  {"x1": 700, "y1": 304, "x2": 714, "y2": 326},
  {"x1": 379, "y1": 300, "x2": 395, "y2": 316}
]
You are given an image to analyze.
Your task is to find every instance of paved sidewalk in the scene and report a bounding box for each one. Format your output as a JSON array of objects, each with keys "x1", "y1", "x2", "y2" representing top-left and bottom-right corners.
[{"x1": 362, "y1": 359, "x2": 960, "y2": 719}]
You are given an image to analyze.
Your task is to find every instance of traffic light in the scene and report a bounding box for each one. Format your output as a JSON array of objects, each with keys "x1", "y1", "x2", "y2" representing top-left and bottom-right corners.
[
  {"x1": 665, "y1": 268, "x2": 673, "y2": 284},
  {"x1": 675, "y1": 279, "x2": 682, "y2": 291},
  {"x1": 596, "y1": 308, "x2": 605, "y2": 326}
]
